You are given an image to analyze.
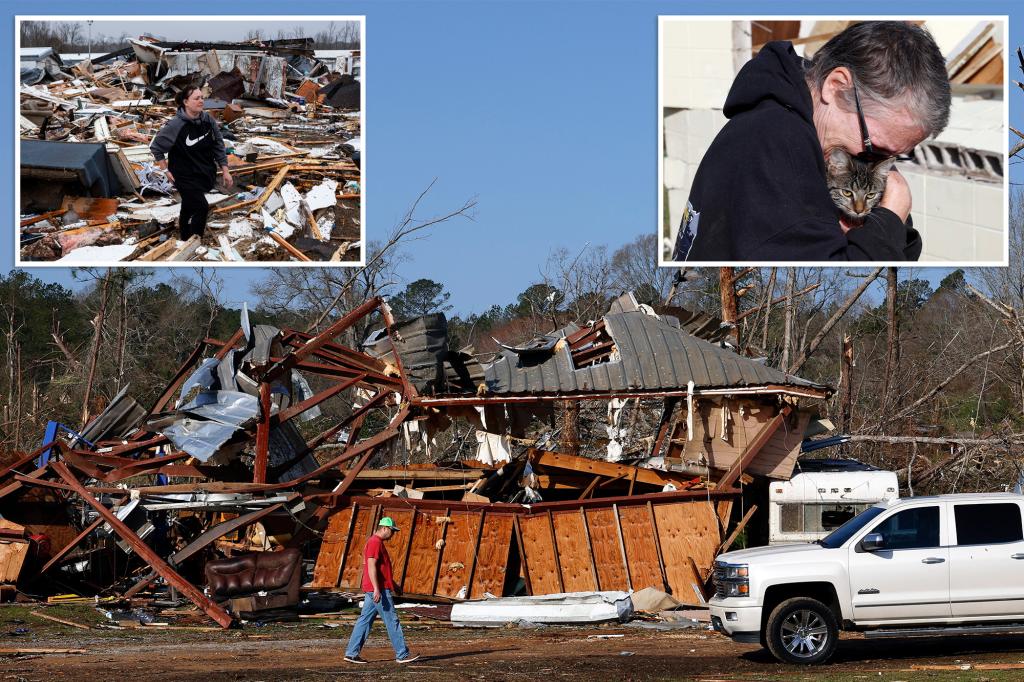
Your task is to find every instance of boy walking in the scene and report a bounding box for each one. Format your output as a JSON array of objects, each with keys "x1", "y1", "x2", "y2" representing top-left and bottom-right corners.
[{"x1": 344, "y1": 517, "x2": 419, "y2": 664}]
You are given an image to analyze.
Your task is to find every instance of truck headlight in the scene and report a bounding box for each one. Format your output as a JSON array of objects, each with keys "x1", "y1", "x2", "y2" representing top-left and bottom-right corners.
[{"x1": 714, "y1": 562, "x2": 749, "y2": 598}]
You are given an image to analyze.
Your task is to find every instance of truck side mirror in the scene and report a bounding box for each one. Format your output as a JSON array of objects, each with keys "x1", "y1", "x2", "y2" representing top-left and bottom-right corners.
[{"x1": 860, "y1": 533, "x2": 885, "y2": 552}]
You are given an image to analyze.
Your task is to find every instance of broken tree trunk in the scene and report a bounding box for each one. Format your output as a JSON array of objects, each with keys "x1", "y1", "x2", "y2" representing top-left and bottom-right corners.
[{"x1": 789, "y1": 268, "x2": 883, "y2": 373}]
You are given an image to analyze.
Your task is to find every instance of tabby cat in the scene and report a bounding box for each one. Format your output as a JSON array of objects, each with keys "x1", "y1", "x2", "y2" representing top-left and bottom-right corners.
[{"x1": 826, "y1": 148, "x2": 893, "y2": 227}]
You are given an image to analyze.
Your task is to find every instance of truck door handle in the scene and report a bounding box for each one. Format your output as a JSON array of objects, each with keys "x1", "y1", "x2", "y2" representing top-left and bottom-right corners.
[
  {"x1": 1012, "y1": 554, "x2": 1024, "y2": 560},
  {"x1": 921, "y1": 557, "x2": 945, "y2": 564}
]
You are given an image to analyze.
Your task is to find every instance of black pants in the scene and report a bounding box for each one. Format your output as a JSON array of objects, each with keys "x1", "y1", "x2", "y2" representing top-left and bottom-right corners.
[{"x1": 178, "y1": 187, "x2": 210, "y2": 240}]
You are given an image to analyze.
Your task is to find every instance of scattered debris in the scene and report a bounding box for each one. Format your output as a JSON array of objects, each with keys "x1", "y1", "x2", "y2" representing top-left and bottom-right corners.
[{"x1": 19, "y1": 37, "x2": 361, "y2": 263}]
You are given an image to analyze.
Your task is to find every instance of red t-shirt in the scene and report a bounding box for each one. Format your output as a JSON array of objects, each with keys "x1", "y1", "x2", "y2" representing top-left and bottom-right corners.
[{"x1": 361, "y1": 534, "x2": 395, "y2": 592}]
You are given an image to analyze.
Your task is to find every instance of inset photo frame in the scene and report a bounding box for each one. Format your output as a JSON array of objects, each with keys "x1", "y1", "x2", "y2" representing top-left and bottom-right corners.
[
  {"x1": 17, "y1": 15, "x2": 364, "y2": 266},
  {"x1": 658, "y1": 17, "x2": 1008, "y2": 266}
]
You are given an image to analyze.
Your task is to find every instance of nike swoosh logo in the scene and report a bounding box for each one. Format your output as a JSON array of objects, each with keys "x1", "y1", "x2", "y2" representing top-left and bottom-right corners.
[{"x1": 185, "y1": 134, "x2": 207, "y2": 147}]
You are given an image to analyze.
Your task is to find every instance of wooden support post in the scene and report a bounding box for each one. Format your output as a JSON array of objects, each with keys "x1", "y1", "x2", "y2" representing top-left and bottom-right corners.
[
  {"x1": 430, "y1": 508, "x2": 451, "y2": 597},
  {"x1": 716, "y1": 405, "x2": 793, "y2": 489},
  {"x1": 612, "y1": 504, "x2": 632, "y2": 591},
  {"x1": 650, "y1": 397, "x2": 678, "y2": 458},
  {"x1": 546, "y1": 510, "x2": 565, "y2": 593},
  {"x1": 464, "y1": 510, "x2": 486, "y2": 598},
  {"x1": 577, "y1": 475, "x2": 602, "y2": 501},
  {"x1": 336, "y1": 503, "x2": 360, "y2": 588},
  {"x1": 719, "y1": 504, "x2": 758, "y2": 553},
  {"x1": 38, "y1": 517, "x2": 104, "y2": 575},
  {"x1": 253, "y1": 381, "x2": 272, "y2": 484},
  {"x1": 647, "y1": 501, "x2": 671, "y2": 593},
  {"x1": 580, "y1": 507, "x2": 601, "y2": 591},
  {"x1": 398, "y1": 508, "x2": 418, "y2": 591},
  {"x1": 51, "y1": 462, "x2": 233, "y2": 629},
  {"x1": 512, "y1": 515, "x2": 532, "y2": 595}
]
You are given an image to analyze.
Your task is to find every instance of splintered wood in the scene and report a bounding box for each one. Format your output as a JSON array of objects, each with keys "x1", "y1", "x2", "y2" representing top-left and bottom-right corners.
[{"x1": 311, "y1": 492, "x2": 726, "y2": 606}]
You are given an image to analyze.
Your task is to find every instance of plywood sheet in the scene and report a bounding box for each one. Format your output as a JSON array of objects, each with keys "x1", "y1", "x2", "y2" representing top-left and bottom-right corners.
[
  {"x1": 617, "y1": 505, "x2": 663, "y2": 591},
  {"x1": 338, "y1": 505, "x2": 376, "y2": 590},
  {"x1": 585, "y1": 507, "x2": 628, "y2": 591},
  {"x1": 0, "y1": 541, "x2": 29, "y2": 583},
  {"x1": 401, "y1": 509, "x2": 445, "y2": 595},
  {"x1": 436, "y1": 510, "x2": 483, "y2": 598},
  {"x1": 469, "y1": 514, "x2": 514, "y2": 598},
  {"x1": 519, "y1": 514, "x2": 560, "y2": 594},
  {"x1": 552, "y1": 510, "x2": 597, "y2": 592},
  {"x1": 384, "y1": 508, "x2": 416, "y2": 586},
  {"x1": 310, "y1": 506, "x2": 352, "y2": 588},
  {"x1": 654, "y1": 500, "x2": 719, "y2": 605}
]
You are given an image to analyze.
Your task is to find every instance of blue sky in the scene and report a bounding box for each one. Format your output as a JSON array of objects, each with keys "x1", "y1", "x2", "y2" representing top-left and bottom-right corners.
[{"x1": 4, "y1": 1, "x2": 1020, "y2": 314}]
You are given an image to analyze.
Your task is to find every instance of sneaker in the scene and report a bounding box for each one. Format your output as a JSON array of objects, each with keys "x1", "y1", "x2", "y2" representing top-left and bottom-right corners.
[
  {"x1": 396, "y1": 654, "x2": 420, "y2": 664},
  {"x1": 344, "y1": 655, "x2": 368, "y2": 664}
]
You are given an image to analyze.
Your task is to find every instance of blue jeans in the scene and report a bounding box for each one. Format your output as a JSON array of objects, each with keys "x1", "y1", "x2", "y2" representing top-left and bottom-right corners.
[{"x1": 344, "y1": 589, "x2": 409, "y2": 659}]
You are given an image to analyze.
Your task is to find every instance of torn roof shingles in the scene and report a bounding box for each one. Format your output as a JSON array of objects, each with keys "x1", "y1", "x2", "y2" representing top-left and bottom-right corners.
[{"x1": 483, "y1": 311, "x2": 828, "y2": 395}]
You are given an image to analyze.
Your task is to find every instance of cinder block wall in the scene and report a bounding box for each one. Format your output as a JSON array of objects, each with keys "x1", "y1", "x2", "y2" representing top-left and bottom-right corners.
[
  {"x1": 903, "y1": 169, "x2": 1004, "y2": 262},
  {"x1": 661, "y1": 20, "x2": 738, "y2": 253}
]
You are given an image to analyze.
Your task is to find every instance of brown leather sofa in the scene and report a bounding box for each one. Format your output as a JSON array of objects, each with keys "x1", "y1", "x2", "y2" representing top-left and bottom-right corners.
[{"x1": 204, "y1": 548, "x2": 302, "y2": 620}]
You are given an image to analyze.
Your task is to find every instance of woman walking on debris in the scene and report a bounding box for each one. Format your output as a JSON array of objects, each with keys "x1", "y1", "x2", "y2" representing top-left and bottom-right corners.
[{"x1": 151, "y1": 85, "x2": 233, "y2": 240}]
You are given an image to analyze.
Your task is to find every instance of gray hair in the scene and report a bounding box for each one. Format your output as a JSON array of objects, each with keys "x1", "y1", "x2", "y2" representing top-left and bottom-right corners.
[{"x1": 805, "y1": 21, "x2": 951, "y2": 138}]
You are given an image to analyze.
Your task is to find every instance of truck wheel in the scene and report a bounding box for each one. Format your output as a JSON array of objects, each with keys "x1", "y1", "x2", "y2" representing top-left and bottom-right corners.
[{"x1": 765, "y1": 597, "x2": 839, "y2": 664}]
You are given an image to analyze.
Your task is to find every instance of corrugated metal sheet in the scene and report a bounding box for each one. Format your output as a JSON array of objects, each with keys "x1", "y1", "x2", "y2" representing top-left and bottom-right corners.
[{"x1": 484, "y1": 310, "x2": 824, "y2": 394}]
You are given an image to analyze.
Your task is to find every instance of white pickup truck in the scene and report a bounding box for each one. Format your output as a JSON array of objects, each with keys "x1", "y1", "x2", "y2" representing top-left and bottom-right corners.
[{"x1": 709, "y1": 493, "x2": 1024, "y2": 664}]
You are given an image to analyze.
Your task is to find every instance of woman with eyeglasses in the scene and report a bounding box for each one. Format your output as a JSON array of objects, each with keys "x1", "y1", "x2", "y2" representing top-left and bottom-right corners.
[{"x1": 672, "y1": 21, "x2": 950, "y2": 263}]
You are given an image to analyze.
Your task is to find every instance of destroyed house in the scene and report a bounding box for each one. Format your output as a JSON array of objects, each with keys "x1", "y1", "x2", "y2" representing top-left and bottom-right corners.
[{"x1": 0, "y1": 294, "x2": 830, "y2": 625}]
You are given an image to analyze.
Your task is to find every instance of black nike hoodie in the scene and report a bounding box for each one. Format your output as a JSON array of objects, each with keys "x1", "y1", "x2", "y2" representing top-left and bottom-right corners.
[
  {"x1": 150, "y1": 108, "x2": 228, "y2": 192},
  {"x1": 673, "y1": 42, "x2": 921, "y2": 262}
]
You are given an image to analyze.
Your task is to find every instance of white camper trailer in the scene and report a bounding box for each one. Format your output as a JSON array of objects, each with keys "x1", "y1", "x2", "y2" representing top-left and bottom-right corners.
[{"x1": 768, "y1": 459, "x2": 898, "y2": 545}]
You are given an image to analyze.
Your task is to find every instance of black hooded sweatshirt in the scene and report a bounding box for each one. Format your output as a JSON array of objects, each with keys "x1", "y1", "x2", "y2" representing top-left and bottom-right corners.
[
  {"x1": 150, "y1": 108, "x2": 228, "y2": 193},
  {"x1": 672, "y1": 42, "x2": 921, "y2": 262}
]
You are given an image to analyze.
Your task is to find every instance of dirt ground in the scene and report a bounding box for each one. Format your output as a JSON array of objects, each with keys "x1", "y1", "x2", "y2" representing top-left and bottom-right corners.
[{"x1": 5, "y1": 606, "x2": 1024, "y2": 681}]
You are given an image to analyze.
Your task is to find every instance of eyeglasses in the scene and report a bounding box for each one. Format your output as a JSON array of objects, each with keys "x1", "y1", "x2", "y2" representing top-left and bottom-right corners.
[{"x1": 851, "y1": 79, "x2": 893, "y2": 163}]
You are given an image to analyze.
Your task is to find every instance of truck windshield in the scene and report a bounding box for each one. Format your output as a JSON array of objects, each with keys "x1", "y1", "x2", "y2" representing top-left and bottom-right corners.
[{"x1": 818, "y1": 506, "x2": 886, "y2": 548}]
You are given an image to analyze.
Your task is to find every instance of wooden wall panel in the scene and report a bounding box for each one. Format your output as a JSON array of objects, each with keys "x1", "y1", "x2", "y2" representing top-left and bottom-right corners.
[
  {"x1": 552, "y1": 510, "x2": 596, "y2": 592},
  {"x1": 338, "y1": 505, "x2": 376, "y2": 589},
  {"x1": 384, "y1": 508, "x2": 416, "y2": 586},
  {"x1": 436, "y1": 510, "x2": 483, "y2": 597},
  {"x1": 310, "y1": 506, "x2": 352, "y2": 588},
  {"x1": 469, "y1": 514, "x2": 514, "y2": 598},
  {"x1": 754, "y1": 409, "x2": 811, "y2": 479},
  {"x1": 617, "y1": 505, "x2": 663, "y2": 591},
  {"x1": 402, "y1": 509, "x2": 446, "y2": 595},
  {"x1": 654, "y1": 501, "x2": 719, "y2": 606},
  {"x1": 585, "y1": 508, "x2": 628, "y2": 591},
  {"x1": 519, "y1": 514, "x2": 561, "y2": 594}
]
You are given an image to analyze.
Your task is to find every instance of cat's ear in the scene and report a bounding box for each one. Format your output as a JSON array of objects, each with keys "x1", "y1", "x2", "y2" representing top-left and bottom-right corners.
[
  {"x1": 828, "y1": 148, "x2": 851, "y2": 171},
  {"x1": 872, "y1": 157, "x2": 896, "y2": 178}
]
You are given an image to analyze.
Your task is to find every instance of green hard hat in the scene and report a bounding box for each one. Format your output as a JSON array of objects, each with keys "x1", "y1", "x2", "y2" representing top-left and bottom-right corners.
[{"x1": 378, "y1": 516, "x2": 400, "y2": 530}]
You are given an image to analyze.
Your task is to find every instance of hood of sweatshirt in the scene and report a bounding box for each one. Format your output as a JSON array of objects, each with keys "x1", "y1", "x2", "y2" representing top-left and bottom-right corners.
[{"x1": 723, "y1": 41, "x2": 814, "y2": 126}]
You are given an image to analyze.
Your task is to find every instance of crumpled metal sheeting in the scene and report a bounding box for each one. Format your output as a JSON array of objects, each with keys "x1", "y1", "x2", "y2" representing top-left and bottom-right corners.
[
  {"x1": 268, "y1": 420, "x2": 320, "y2": 482},
  {"x1": 155, "y1": 390, "x2": 261, "y2": 461},
  {"x1": 156, "y1": 52, "x2": 287, "y2": 100},
  {"x1": 179, "y1": 390, "x2": 260, "y2": 427},
  {"x1": 160, "y1": 417, "x2": 241, "y2": 463},
  {"x1": 291, "y1": 371, "x2": 321, "y2": 422},
  {"x1": 178, "y1": 357, "x2": 221, "y2": 405}
]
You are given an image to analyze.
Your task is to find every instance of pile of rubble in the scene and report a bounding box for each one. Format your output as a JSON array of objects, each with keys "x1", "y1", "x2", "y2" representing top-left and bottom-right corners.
[
  {"x1": 19, "y1": 37, "x2": 361, "y2": 263},
  {"x1": 0, "y1": 294, "x2": 830, "y2": 627}
]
